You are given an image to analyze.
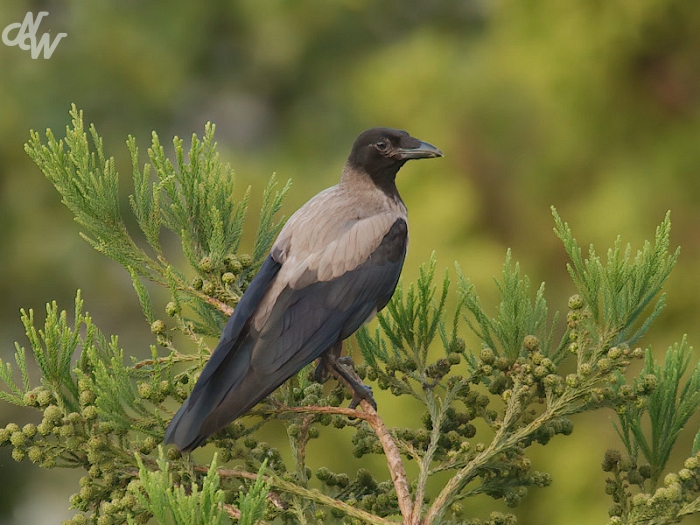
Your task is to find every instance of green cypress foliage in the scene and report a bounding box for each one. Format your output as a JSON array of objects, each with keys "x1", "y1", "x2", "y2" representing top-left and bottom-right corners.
[{"x1": 1, "y1": 107, "x2": 699, "y2": 524}]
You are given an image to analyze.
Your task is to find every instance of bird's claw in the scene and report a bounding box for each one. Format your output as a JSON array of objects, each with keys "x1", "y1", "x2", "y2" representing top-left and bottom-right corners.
[
  {"x1": 348, "y1": 383, "x2": 376, "y2": 410},
  {"x1": 337, "y1": 356, "x2": 355, "y2": 367},
  {"x1": 316, "y1": 345, "x2": 377, "y2": 411}
]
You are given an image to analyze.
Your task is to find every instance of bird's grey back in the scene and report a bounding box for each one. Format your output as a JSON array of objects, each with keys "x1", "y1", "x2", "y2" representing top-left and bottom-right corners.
[{"x1": 254, "y1": 177, "x2": 407, "y2": 329}]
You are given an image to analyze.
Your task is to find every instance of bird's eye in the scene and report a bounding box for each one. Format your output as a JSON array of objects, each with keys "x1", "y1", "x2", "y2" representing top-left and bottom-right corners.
[{"x1": 375, "y1": 140, "x2": 388, "y2": 152}]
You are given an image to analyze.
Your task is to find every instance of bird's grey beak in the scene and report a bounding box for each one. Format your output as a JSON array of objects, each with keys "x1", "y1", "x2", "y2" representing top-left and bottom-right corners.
[{"x1": 395, "y1": 140, "x2": 444, "y2": 160}]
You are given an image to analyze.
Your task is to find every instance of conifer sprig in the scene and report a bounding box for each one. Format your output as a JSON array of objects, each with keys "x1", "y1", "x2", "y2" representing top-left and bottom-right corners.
[
  {"x1": 25, "y1": 104, "x2": 290, "y2": 339},
  {"x1": 553, "y1": 209, "x2": 679, "y2": 347},
  {"x1": 615, "y1": 338, "x2": 700, "y2": 486}
]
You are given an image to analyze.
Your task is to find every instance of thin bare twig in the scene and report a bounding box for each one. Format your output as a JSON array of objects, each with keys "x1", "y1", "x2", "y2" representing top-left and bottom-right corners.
[
  {"x1": 222, "y1": 503, "x2": 241, "y2": 519},
  {"x1": 358, "y1": 399, "x2": 413, "y2": 524},
  {"x1": 327, "y1": 359, "x2": 414, "y2": 524},
  {"x1": 205, "y1": 295, "x2": 234, "y2": 316},
  {"x1": 273, "y1": 404, "x2": 372, "y2": 421},
  {"x1": 207, "y1": 466, "x2": 395, "y2": 525},
  {"x1": 222, "y1": 503, "x2": 273, "y2": 525},
  {"x1": 133, "y1": 353, "x2": 199, "y2": 369},
  {"x1": 188, "y1": 288, "x2": 234, "y2": 316},
  {"x1": 275, "y1": 399, "x2": 414, "y2": 523}
]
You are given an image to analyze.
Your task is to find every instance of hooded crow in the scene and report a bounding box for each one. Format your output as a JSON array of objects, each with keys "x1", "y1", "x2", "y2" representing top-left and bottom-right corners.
[{"x1": 164, "y1": 127, "x2": 443, "y2": 451}]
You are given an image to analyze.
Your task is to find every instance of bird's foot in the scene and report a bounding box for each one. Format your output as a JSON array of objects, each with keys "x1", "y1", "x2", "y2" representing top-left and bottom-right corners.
[
  {"x1": 347, "y1": 382, "x2": 375, "y2": 410},
  {"x1": 315, "y1": 348, "x2": 377, "y2": 410},
  {"x1": 335, "y1": 357, "x2": 375, "y2": 409}
]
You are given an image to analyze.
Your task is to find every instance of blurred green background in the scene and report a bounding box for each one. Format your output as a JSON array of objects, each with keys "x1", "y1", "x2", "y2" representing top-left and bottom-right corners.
[{"x1": 2, "y1": 0, "x2": 700, "y2": 523}]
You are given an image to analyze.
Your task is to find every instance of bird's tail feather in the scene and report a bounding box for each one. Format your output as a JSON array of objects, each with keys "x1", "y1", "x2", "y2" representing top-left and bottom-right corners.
[{"x1": 163, "y1": 335, "x2": 254, "y2": 451}]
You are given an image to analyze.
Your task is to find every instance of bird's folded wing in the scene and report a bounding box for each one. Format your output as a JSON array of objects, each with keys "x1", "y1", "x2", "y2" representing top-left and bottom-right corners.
[
  {"x1": 165, "y1": 214, "x2": 407, "y2": 450},
  {"x1": 249, "y1": 216, "x2": 408, "y2": 375},
  {"x1": 255, "y1": 210, "x2": 401, "y2": 326},
  {"x1": 198, "y1": 217, "x2": 407, "y2": 431}
]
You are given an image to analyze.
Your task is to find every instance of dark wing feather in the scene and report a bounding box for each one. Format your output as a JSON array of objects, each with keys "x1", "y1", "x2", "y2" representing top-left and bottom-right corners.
[
  {"x1": 163, "y1": 254, "x2": 281, "y2": 450},
  {"x1": 195, "y1": 218, "x2": 407, "y2": 439}
]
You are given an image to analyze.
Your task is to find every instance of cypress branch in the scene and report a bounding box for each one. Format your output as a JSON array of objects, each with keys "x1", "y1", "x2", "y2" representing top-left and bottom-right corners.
[{"x1": 2, "y1": 108, "x2": 700, "y2": 525}]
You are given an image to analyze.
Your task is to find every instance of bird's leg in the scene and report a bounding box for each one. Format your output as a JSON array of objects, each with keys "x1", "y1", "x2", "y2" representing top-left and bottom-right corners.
[
  {"x1": 312, "y1": 342, "x2": 340, "y2": 384},
  {"x1": 314, "y1": 341, "x2": 377, "y2": 410}
]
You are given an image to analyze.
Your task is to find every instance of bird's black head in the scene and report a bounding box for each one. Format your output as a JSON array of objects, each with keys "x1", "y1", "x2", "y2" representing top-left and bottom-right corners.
[{"x1": 346, "y1": 127, "x2": 443, "y2": 194}]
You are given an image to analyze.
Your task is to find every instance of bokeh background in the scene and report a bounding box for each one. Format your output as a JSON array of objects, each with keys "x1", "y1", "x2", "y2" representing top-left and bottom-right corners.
[{"x1": 1, "y1": 1, "x2": 700, "y2": 523}]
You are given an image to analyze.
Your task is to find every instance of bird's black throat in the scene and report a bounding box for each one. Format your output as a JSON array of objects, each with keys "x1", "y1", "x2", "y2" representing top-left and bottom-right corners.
[
  {"x1": 369, "y1": 162, "x2": 406, "y2": 200},
  {"x1": 347, "y1": 157, "x2": 407, "y2": 201}
]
